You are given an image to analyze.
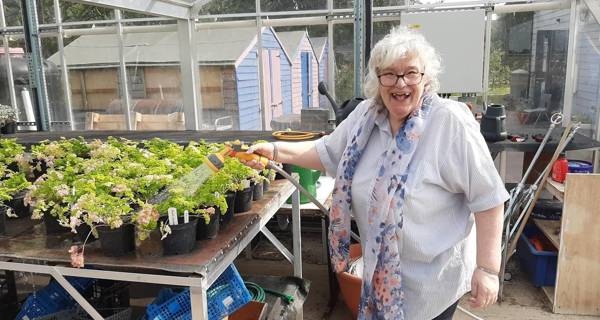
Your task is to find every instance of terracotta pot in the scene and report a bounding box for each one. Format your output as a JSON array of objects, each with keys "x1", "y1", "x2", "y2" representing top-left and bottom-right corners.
[{"x1": 336, "y1": 243, "x2": 362, "y2": 319}]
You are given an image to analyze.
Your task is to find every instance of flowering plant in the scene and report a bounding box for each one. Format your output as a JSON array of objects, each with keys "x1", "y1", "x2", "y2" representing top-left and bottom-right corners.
[
  {"x1": 0, "y1": 104, "x2": 17, "y2": 126},
  {"x1": 0, "y1": 139, "x2": 25, "y2": 166}
]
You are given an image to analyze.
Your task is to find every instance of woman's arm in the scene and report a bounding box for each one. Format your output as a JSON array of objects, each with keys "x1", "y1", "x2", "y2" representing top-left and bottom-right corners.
[
  {"x1": 469, "y1": 203, "x2": 503, "y2": 308},
  {"x1": 245, "y1": 140, "x2": 325, "y2": 172}
]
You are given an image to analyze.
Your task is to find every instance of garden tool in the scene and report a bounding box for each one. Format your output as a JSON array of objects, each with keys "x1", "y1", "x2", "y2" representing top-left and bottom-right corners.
[
  {"x1": 498, "y1": 113, "x2": 562, "y2": 300},
  {"x1": 498, "y1": 118, "x2": 579, "y2": 300},
  {"x1": 228, "y1": 145, "x2": 330, "y2": 219}
]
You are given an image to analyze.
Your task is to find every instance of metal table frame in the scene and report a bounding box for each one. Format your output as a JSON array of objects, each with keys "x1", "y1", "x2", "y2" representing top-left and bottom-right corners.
[{"x1": 0, "y1": 185, "x2": 303, "y2": 320}]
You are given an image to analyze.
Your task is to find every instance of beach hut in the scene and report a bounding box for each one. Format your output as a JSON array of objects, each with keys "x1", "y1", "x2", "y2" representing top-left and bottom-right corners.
[
  {"x1": 311, "y1": 37, "x2": 331, "y2": 110},
  {"x1": 48, "y1": 26, "x2": 292, "y2": 130},
  {"x1": 277, "y1": 30, "x2": 319, "y2": 113}
]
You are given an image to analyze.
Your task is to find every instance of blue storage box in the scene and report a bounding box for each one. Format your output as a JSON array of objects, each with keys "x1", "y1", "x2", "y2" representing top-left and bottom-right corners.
[
  {"x1": 16, "y1": 276, "x2": 95, "y2": 320},
  {"x1": 146, "y1": 264, "x2": 251, "y2": 320},
  {"x1": 517, "y1": 225, "x2": 558, "y2": 287}
]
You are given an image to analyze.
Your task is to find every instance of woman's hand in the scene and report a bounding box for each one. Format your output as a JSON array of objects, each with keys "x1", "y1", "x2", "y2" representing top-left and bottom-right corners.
[
  {"x1": 242, "y1": 142, "x2": 275, "y2": 170},
  {"x1": 468, "y1": 268, "x2": 499, "y2": 308}
]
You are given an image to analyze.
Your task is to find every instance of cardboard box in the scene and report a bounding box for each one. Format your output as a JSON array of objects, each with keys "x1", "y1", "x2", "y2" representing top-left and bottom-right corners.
[{"x1": 227, "y1": 301, "x2": 268, "y2": 320}]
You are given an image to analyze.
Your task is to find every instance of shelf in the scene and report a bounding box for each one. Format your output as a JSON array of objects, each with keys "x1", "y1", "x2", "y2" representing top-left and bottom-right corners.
[
  {"x1": 545, "y1": 178, "x2": 564, "y2": 202},
  {"x1": 533, "y1": 218, "x2": 561, "y2": 249}
]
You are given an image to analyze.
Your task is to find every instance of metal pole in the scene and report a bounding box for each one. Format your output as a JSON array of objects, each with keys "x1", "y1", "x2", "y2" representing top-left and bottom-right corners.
[
  {"x1": 115, "y1": 9, "x2": 132, "y2": 130},
  {"x1": 562, "y1": 0, "x2": 579, "y2": 124},
  {"x1": 256, "y1": 0, "x2": 266, "y2": 130},
  {"x1": 353, "y1": 0, "x2": 364, "y2": 97},
  {"x1": 49, "y1": 268, "x2": 103, "y2": 320},
  {"x1": 292, "y1": 188, "x2": 302, "y2": 278},
  {"x1": 364, "y1": 0, "x2": 373, "y2": 69},
  {"x1": 178, "y1": 19, "x2": 201, "y2": 130},
  {"x1": 327, "y1": 0, "x2": 335, "y2": 120},
  {"x1": 21, "y1": 0, "x2": 51, "y2": 131},
  {"x1": 189, "y1": 278, "x2": 208, "y2": 320},
  {"x1": 53, "y1": 0, "x2": 74, "y2": 130},
  {"x1": 0, "y1": 0, "x2": 18, "y2": 112},
  {"x1": 482, "y1": 10, "x2": 492, "y2": 111}
]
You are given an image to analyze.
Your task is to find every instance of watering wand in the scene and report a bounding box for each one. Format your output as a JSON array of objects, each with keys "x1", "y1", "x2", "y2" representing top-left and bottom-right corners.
[
  {"x1": 151, "y1": 144, "x2": 330, "y2": 220},
  {"x1": 227, "y1": 145, "x2": 330, "y2": 219}
]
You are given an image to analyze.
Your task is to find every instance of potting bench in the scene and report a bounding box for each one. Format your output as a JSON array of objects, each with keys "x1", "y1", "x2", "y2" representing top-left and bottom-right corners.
[{"x1": 0, "y1": 179, "x2": 305, "y2": 320}]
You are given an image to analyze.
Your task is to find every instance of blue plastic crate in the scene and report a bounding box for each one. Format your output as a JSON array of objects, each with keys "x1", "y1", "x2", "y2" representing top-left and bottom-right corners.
[
  {"x1": 517, "y1": 225, "x2": 558, "y2": 287},
  {"x1": 146, "y1": 264, "x2": 251, "y2": 320},
  {"x1": 16, "y1": 276, "x2": 95, "y2": 320}
]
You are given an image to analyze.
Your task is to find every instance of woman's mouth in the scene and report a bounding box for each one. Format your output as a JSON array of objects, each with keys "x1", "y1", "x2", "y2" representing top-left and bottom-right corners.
[{"x1": 391, "y1": 92, "x2": 410, "y2": 101}]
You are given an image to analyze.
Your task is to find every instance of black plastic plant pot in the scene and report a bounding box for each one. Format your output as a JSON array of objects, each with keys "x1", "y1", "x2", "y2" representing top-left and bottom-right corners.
[
  {"x1": 74, "y1": 223, "x2": 97, "y2": 243},
  {"x1": 197, "y1": 210, "x2": 220, "y2": 240},
  {"x1": 44, "y1": 214, "x2": 70, "y2": 234},
  {"x1": 31, "y1": 159, "x2": 48, "y2": 180},
  {"x1": 252, "y1": 181, "x2": 264, "y2": 201},
  {"x1": 162, "y1": 217, "x2": 198, "y2": 256},
  {"x1": 97, "y1": 224, "x2": 136, "y2": 257},
  {"x1": 234, "y1": 187, "x2": 253, "y2": 214},
  {"x1": 275, "y1": 164, "x2": 293, "y2": 180},
  {"x1": 7, "y1": 190, "x2": 31, "y2": 218},
  {"x1": 220, "y1": 192, "x2": 235, "y2": 229},
  {"x1": 0, "y1": 122, "x2": 16, "y2": 134},
  {"x1": 263, "y1": 180, "x2": 270, "y2": 193}
]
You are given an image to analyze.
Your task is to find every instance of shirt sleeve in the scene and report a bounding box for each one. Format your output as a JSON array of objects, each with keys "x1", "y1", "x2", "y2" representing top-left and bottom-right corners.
[
  {"x1": 440, "y1": 114, "x2": 509, "y2": 213},
  {"x1": 315, "y1": 99, "x2": 371, "y2": 177}
]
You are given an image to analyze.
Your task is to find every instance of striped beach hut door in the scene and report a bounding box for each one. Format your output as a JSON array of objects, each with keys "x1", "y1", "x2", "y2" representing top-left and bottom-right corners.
[
  {"x1": 261, "y1": 49, "x2": 283, "y2": 130},
  {"x1": 301, "y1": 51, "x2": 312, "y2": 108}
]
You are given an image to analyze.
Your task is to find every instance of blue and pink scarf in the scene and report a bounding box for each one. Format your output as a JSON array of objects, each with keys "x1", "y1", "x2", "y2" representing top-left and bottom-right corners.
[{"x1": 329, "y1": 95, "x2": 433, "y2": 319}]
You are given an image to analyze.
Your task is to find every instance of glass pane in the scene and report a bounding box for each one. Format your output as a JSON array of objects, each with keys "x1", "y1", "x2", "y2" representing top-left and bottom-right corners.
[
  {"x1": 47, "y1": 31, "x2": 123, "y2": 130},
  {"x1": 37, "y1": 0, "x2": 55, "y2": 24},
  {"x1": 373, "y1": 20, "x2": 400, "y2": 44},
  {"x1": 334, "y1": 0, "x2": 352, "y2": 9},
  {"x1": 197, "y1": 0, "x2": 255, "y2": 15},
  {"x1": 0, "y1": 35, "x2": 33, "y2": 128},
  {"x1": 195, "y1": 26, "x2": 260, "y2": 130},
  {"x1": 572, "y1": 3, "x2": 600, "y2": 138},
  {"x1": 124, "y1": 29, "x2": 184, "y2": 131},
  {"x1": 373, "y1": 0, "x2": 403, "y2": 6},
  {"x1": 486, "y1": 9, "x2": 573, "y2": 134},
  {"x1": 41, "y1": 36, "x2": 71, "y2": 131},
  {"x1": 333, "y1": 23, "x2": 354, "y2": 104},
  {"x1": 60, "y1": 1, "x2": 113, "y2": 23},
  {"x1": 260, "y1": 0, "x2": 326, "y2": 12},
  {"x1": 3, "y1": 0, "x2": 23, "y2": 26}
]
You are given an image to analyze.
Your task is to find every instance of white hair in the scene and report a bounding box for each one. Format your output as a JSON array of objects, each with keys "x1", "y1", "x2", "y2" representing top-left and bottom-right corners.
[{"x1": 364, "y1": 26, "x2": 442, "y2": 103}]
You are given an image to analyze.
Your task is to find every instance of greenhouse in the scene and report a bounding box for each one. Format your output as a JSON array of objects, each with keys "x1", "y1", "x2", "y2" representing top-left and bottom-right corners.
[{"x1": 1, "y1": 0, "x2": 600, "y2": 319}]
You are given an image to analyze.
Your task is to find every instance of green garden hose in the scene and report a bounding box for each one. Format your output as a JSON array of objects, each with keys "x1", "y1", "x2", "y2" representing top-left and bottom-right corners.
[{"x1": 244, "y1": 282, "x2": 294, "y2": 304}]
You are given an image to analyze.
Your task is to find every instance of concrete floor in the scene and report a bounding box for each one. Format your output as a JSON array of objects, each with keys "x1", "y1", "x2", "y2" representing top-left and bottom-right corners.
[{"x1": 236, "y1": 230, "x2": 600, "y2": 320}]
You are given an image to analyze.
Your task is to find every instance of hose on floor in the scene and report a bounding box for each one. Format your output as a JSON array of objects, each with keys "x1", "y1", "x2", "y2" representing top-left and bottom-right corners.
[
  {"x1": 457, "y1": 305, "x2": 485, "y2": 320},
  {"x1": 245, "y1": 281, "x2": 294, "y2": 304}
]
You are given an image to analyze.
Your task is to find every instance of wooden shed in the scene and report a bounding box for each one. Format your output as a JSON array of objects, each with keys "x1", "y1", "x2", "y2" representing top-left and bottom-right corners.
[
  {"x1": 47, "y1": 26, "x2": 292, "y2": 130},
  {"x1": 311, "y1": 37, "x2": 331, "y2": 110},
  {"x1": 277, "y1": 31, "x2": 319, "y2": 113}
]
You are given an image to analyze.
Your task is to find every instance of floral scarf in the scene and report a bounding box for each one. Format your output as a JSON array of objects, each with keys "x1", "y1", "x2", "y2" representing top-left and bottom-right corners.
[{"x1": 329, "y1": 95, "x2": 433, "y2": 319}]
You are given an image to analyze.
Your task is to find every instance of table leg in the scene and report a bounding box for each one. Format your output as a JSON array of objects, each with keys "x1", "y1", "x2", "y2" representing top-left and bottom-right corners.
[
  {"x1": 292, "y1": 188, "x2": 302, "y2": 279},
  {"x1": 190, "y1": 278, "x2": 208, "y2": 320},
  {"x1": 499, "y1": 151, "x2": 507, "y2": 182}
]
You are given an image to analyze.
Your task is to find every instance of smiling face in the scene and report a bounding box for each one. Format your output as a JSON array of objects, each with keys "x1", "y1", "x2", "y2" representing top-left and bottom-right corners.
[{"x1": 378, "y1": 54, "x2": 426, "y2": 129}]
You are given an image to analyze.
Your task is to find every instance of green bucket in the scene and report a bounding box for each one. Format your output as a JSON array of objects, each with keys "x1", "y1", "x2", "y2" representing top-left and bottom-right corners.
[{"x1": 286, "y1": 165, "x2": 321, "y2": 204}]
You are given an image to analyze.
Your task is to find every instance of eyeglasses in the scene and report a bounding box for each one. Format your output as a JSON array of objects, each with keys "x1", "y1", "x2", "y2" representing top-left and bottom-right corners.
[{"x1": 377, "y1": 71, "x2": 424, "y2": 87}]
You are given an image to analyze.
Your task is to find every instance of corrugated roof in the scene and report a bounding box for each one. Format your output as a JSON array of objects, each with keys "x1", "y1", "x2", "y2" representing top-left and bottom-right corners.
[
  {"x1": 48, "y1": 27, "x2": 260, "y2": 68},
  {"x1": 311, "y1": 37, "x2": 327, "y2": 61},
  {"x1": 276, "y1": 31, "x2": 308, "y2": 60}
]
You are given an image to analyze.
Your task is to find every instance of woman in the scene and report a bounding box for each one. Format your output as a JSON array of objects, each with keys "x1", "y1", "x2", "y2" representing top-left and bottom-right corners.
[{"x1": 245, "y1": 27, "x2": 508, "y2": 319}]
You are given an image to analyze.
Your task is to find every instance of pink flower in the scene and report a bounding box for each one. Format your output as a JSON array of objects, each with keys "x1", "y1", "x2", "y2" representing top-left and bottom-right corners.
[{"x1": 68, "y1": 245, "x2": 85, "y2": 268}]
